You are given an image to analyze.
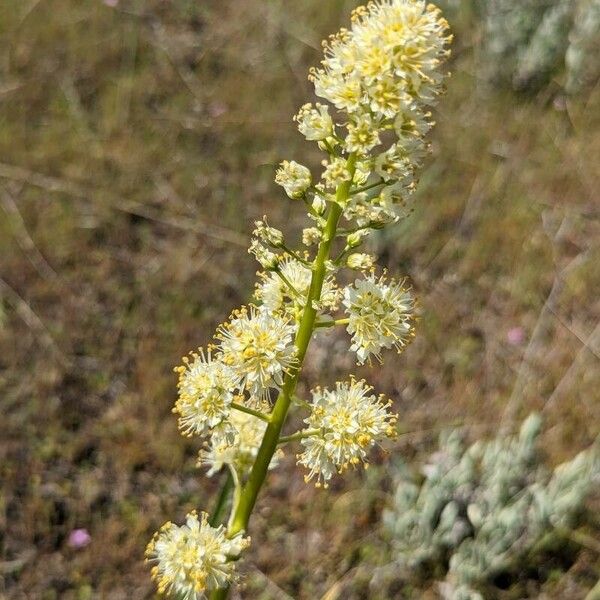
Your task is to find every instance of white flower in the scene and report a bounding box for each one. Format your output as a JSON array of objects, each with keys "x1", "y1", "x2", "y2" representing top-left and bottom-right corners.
[
  {"x1": 367, "y1": 75, "x2": 409, "y2": 118},
  {"x1": 173, "y1": 349, "x2": 238, "y2": 438},
  {"x1": 347, "y1": 253, "x2": 375, "y2": 270},
  {"x1": 344, "y1": 191, "x2": 401, "y2": 227},
  {"x1": 146, "y1": 511, "x2": 250, "y2": 599},
  {"x1": 216, "y1": 306, "x2": 297, "y2": 400},
  {"x1": 321, "y1": 157, "x2": 352, "y2": 190},
  {"x1": 352, "y1": 159, "x2": 373, "y2": 186},
  {"x1": 297, "y1": 379, "x2": 397, "y2": 486},
  {"x1": 309, "y1": 1, "x2": 451, "y2": 116},
  {"x1": 253, "y1": 219, "x2": 284, "y2": 247},
  {"x1": 274, "y1": 160, "x2": 312, "y2": 198},
  {"x1": 294, "y1": 103, "x2": 334, "y2": 141},
  {"x1": 199, "y1": 409, "x2": 280, "y2": 477},
  {"x1": 374, "y1": 144, "x2": 412, "y2": 182},
  {"x1": 394, "y1": 104, "x2": 432, "y2": 152},
  {"x1": 248, "y1": 239, "x2": 279, "y2": 270},
  {"x1": 317, "y1": 74, "x2": 364, "y2": 113},
  {"x1": 344, "y1": 113, "x2": 381, "y2": 153},
  {"x1": 302, "y1": 227, "x2": 321, "y2": 246},
  {"x1": 255, "y1": 258, "x2": 339, "y2": 314},
  {"x1": 342, "y1": 273, "x2": 415, "y2": 363}
]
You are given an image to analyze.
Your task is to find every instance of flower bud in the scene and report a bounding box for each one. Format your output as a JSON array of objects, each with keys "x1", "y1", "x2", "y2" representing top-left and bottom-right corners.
[
  {"x1": 275, "y1": 160, "x2": 312, "y2": 199},
  {"x1": 249, "y1": 240, "x2": 279, "y2": 270},
  {"x1": 312, "y1": 194, "x2": 327, "y2": 215},
  {"x1": 294, "y1": 103, "x2": 334, "y2": 141},
  {"x1": 254, "y1": 219, "x2": 284, "y2": 247},
  {"x1": 302, "y1": 227, "x2": 321, "y2": 246},
  {"x1": 346, "y1": 229, "x2": 370, "y2": 248},
  {"x1": 347, "y1": 253, "x2": 375, "y2": 270}
]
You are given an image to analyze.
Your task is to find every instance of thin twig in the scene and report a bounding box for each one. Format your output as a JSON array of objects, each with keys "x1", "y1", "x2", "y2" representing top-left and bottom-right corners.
[
  {"x1": 0, "y1": 277, "x2": 70, "y2": 368},
  {"x1": 230, "y1": 402, "x2": 271, "y2": 423},
  {"x1": 0, "y1": 162, "x2": 247, "y2": 247},
  {"x1": 1, "y1": 187, "x2": 58, "y2": 280}
]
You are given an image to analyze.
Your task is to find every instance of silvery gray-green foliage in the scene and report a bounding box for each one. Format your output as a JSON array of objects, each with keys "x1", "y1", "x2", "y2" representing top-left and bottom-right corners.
[
  {"x1": 382, "y1": 414, "x2": 599, "y2": 599},
  {"x1": 481, "y1": 0, "x2": 551, "y2": 86},
  {"x1": 437, "y1": 0, "x2": 600, "y2": 93},
  {"x1": 513, "y1": 0, "x2": 573, "y2": 90},
  {"x1": 566, "y1": 0, "x2": 600, "y2": 92}
]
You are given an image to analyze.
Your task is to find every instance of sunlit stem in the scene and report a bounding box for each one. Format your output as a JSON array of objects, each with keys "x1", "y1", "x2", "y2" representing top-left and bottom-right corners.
[
  {"x1": 278, "y1": 429, "x2": 321, "y2": 445},
  {"x1": 230, "y1": 402, "x2": 271, "y2": 423},
  {"x1": 314, "y1": 318, "x2": 349, "y2": 329},
  {"x1": 349, "y1": 178, "x2": 386, "y2": 196},
  {"x1": 209, "y1": 471, "x2": 234, "y2": 527},
  {"x1": 280, "y1": 244, "x2": 311, "y2": 266},
  {"x1": 274, "y1": 269, "x2": 303, "y2": 299}
]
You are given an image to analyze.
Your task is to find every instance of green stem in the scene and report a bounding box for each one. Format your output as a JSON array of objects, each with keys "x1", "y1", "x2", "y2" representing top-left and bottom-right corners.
[
  {"x1": 280, "y1": 244, "x2": 311, "y2": 265},
  {"x1": 349, "y1": 178, "x2": 385, "y2": 196},
  {"x1": 227, "y1": 155, "x2": 356, "y2": 540},
  {"x1": 209, "y1": 471, "x2": 234, "y2": 527},
  {"x1": 278, "y1": 428, "x2": 321, "y2": 445},
  {"x1": 274, "y1": 269, "x2": 302, "y2": 299},
  {"x1": 230, "y1": 402, "x2": 271, "y2": 423},
  {"x1": 314, "y1": 318, "x2": 349, "y2": 328}
]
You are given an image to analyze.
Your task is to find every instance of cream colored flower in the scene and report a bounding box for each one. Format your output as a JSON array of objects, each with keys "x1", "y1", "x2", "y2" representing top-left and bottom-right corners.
[
  {"x1": 294, "y1": 103, "x2": 334, "y2": 141},
  {"x1": 374, "y1": 144, "x2": 412, "y2": 182},
  {"x1": 321, "y1": 157, "x2": 353, "y2": 189},
  {"x1": 344, "y1": 113, "x2": 381, "y2": 153},
  {"x1": 217, "y1": 306, "x2": 297, "y2": 400},
  {"x1": 297, "y1": 379, "x2": 397, "y2": 486},
  {"x1": 146, "y1": 511, "x2": 250, "y2": 599},
  {"x1": 255, "y1": 258, "x2": 339, "y2": 314},
  {"x1": 310, "y1": 1, "x2": 450, "y2": 116},
  {"x1": 173, "y1": 349, "x2": 238, "y2": 438},
  {"x1": 275, "y1": 160, "x2": 312, "y2": 198},
  {"x1": 199, "y1": 409, "x2": 280, "y2": 477},
  {"x1": 302, "y1": 227, "x2": 321, "y2": 246},
  {"x1": 347, "y1": 252, "x2": 376, "y2": 270},
  {"x1": 343, "y1": 273, "x2": 415, "y2": 363}
]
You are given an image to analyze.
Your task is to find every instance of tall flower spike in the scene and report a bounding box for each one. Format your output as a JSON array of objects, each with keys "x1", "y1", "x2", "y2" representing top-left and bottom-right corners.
[
  {"x1": 216, "y1": 306, "x2": 297, "y2": 402},
  {"x1": 297, "y1": 379, "x2": 398, "y2": 487},
  {"x1": 146, "y1": 511, "x2": 250, "y2": 599},
  {"x1": 343, "y1": 273, "x2": 415, "y2": 364},
  {"x1": 149, "y1": 2, "x2": 452, "y2": 596}
]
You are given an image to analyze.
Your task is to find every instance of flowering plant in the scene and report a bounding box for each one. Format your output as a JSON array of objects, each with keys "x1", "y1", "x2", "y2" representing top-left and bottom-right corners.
[{"x1": 146, "y1": 1, "x2": 452, "y2": 598}]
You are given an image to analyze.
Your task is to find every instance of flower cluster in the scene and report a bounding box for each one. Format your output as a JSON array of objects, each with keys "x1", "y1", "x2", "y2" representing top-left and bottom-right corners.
[
  {"x1": 343, "y1": 273, "x2": 415, "y2": 364},
  {"x1": 216, "y1": 306, "x2": 297, "y2": 401},
  {"x1": 297, "y1": 379, "x2": 398, "y2": 486},
  {"x1": 200, "y1": 409, "x2": 281, "y2": 477},
  {"x1": 285, "y1": 0, "x2": 452, "y2": 227},
  {"x1": 146, "y1": 511, "x2": 250, "y2": 599},
  {"x1": 149, "y1": 1, "x2": 451, "y2": 597},
  {"x1": 255, "y1": 256, "x2": 340, "y2": 315},
  {"x1": 173, "y1": 349, "x2": 238, "y2": 438}
]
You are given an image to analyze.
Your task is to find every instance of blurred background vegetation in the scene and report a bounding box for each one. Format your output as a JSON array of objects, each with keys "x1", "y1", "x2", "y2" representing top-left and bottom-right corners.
[{"x1": 0, "y1": 0, "x2": 598, "y2": 598}]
